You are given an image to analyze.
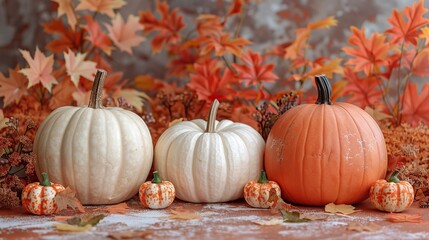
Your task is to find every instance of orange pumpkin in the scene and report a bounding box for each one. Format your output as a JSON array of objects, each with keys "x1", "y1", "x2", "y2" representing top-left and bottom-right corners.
[
  {"x1": 21, "y1": 172, "x2": 65, "y2": 215},
  {"x1": 369, "y1": 171, "x2": 414, "y2": 213},
  {"x1": 265, "y1": 75, "x2": 387, "y2": 206},
  {"x1": 244, "y1": 170, "x2": 281, "y2": 208},
  {"x1": 139, "y1": 171, "x2": 175, "y2": 209}
]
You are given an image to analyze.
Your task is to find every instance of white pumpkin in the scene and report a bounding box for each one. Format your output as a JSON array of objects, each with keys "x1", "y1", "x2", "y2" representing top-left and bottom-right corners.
[
  {"x1": 34, "y1": 70, "x2": 153, "y2": 205},
  {"x1": 154, "y1": 99, "x2": 265, "y2": 203}
]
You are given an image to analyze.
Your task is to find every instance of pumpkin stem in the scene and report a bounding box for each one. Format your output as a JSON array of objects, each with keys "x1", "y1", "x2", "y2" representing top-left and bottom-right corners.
[
  {"x1": 40, "y1": 172, "x2": 51, "y2": 186},
  {"x1": 258, "y1": 170, "x2": 269, "y2": 184},
  {"x1": 88, "y1": 69, "x2": 107, "y2": 109},
  {"x1": 206, "y1": 99, "x2": 220, "y2": 133},
  {"x1": 152, "y1": 171, "x2": 162, "y2": 184},
  {"x1": 388, "y1": 171, "x2": 400, "y2": 183},
  {"x1": 315, "y1": 74, "x2": 332, "y2": 105}
]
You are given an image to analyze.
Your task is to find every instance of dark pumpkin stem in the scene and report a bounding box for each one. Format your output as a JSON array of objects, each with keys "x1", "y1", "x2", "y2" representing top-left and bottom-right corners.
[
  {"x1": 258, "y1": 170, "x2": 269, "y2": 184},
  {"x1": 388, "y1": 171, "x2": 400, "y2": 183},
  {"x1": 88, "y1": 69, "x2": 107, "y2": 109},
  {"x1": 40, "y1": 172, "x2": 51, "y2": 186},
  {"x1": 152, "y1": 171, "x2": 162, "y2": 184},
  {"x1": 315, "y1": 74, "x2": 332, "y2": 105},
  {"x1": 206, "y1": 99, "x2": 220, "y2": 133}
]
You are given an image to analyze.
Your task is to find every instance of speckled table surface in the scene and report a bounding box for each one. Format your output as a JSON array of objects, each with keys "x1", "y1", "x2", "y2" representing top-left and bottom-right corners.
[{"x1": 1, "y1": 198, "x2": 428, "y2": 240}]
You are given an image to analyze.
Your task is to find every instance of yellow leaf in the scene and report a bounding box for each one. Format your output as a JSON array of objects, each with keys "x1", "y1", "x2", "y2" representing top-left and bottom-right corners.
[
  {"x1": 308, "y1": 16, "x2": 338, "y2": 30},
  {"x1": 167, "y1": 209, "x2": 202, "y2": 220},
  {"x1": 54, "y1": 223, "x2": 93, "y2": 232},
  {"x1": 325, "y1": 203, "x2": 360, "y2": 215},
  {"x1": 252, "y1": 218, "x2": 283, "y2": 226},
  {"x1": 419, "y1": 26, "x2": 429, "y2": 45}
]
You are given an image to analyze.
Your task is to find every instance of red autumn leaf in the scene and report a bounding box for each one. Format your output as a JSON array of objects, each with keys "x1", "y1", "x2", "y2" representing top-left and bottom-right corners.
[
  {"x1": 52, "y1": 0, "x2": 77, "y2": 30},
  {"x1": 99, "y1": 202, "x2": 130, "y2": 214},
  {"x1": 386, "y1": 0, "x2": 429, "y2": 45},
  {"x1": 385, "y1": 213, "x2": 422, "y2": 223},
  {"x1": 200, "y1": 33, "x2": 250, "y2": 57},
  {"x1": 227, "y1": 0, "x2": 244, "y2": 16},
  {"x1": 106, "y1": 14, "x2": 145, "y2": 54},
  {"x1": 342, "y1": 68, "x2": 383, "y2": 108},
  {"x1": 404, "y1": 49, "x2": 429, "y2": 76},
  {"x1": 343, "y1": 26, "x2": 389, "y2": 75},
  {"x1": 401, "y1": 82, "x2": 429, "y2": 126},
  {"x1": 82, "y1": 15, "x2": 113, "y2": 55},
  {"x1": 54, "y1": 187, "x2": 85, "y2": 213},
  {"x1": 19, "y1": 47, "x2": 57, "y2": 92},
  {"x1": 76, "y1": 0, "x2": 126, "y2": 18},
  {"x1": 0, "y1": 66, "x2": 28, "y2": 107},
  {"x1": 195, "y1": 14, "x2": 224, "y2": 37},
  {"x1": 187, "y1": 59, "x2": 237, "y2": 102},
  {"x1": 167, "y1": 49, "x2": 200, "y2": 77},
  {"x1": 139, "y1": 0, "x2": 185, "y2": 53},
  {"x1": 49, "y1": 79, "x2": 75, "y2": 109},
  {"x1": 43, "y1": 19, "x2": 84, "y2": 53},
  {"x1": 233, "y1": 49, "x2": 278, "y2": 86}
]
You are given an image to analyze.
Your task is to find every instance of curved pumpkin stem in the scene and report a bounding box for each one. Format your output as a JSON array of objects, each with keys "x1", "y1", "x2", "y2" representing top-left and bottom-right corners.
[
  {"x1": 388, "y1": 171, "x2": 400, "y2": 183},
  {"x1": 258, "y1": 170, "x2": 269, "y2": 184},
  {"x1": 40, "y1": 172, "x2": 51, "y2": 186},
  {"x1": 206, "y1": 99, "x2": 220, "y2": 133},
  {"x1": 88, "y1": 69, "x2": 107, "y2": 109},
  {"x1": 315, "y1": 74, "x2": 332, "y2": 105},
  {"x1": 152, "y1": 171, "x2": 162, "y2": 184}
]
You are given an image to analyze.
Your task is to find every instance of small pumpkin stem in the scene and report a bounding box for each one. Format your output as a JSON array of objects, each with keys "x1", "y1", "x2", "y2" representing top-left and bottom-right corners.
[
  {"x1": 152, "y1": 171, "x2": 162, "y2": 184},
  {"x1": 88, "y1": 69, "x2": 107, "y2": 109},
  {"x1": 388, "y1": 171, "x2": 400, "y2": 183},
  {"x1": 258, "y1": 170, "x2": 269, "y2": 184},
  {"x1": 40, "y1": 172, "x2": 51, "y2": 186},
  {"x1": 315, "y1": 74, "x2": 332, "y2": 105},
  {"x1": 206, "y1": 99, "x2": 220, "y2": 133}
]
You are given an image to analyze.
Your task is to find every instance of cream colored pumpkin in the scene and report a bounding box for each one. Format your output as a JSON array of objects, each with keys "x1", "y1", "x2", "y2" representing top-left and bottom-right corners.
[
  {"x1": 154, "y1": 99, "x2": 265, "y2": 203},
  {"x1": 34, "y1": 70, "x2": 153, "y2": 205}
]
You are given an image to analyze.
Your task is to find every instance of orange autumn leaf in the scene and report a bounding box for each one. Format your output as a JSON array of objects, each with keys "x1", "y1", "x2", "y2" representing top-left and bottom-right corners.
[
  {"x1": 64, "y1": 50, "x2": 97, "y2": 87},
  {"x1": 308, "y1": 16, "x2": 338, "y2": 30},
  {"x1": 386, "y1": 0, "x2": 429, "y2": 45},
  {"x1": 167, "y1": 49, "x2": 200, "y2": 77},
  {"x1": 106, "y1": 14, "x2": 145, "y2": 54},
  {"x1": 401, "y1": 82, "x2": 429, "y2": 126},
  {"x1": 343, "y1": 26, "x2": 389, "y2": 75},
  {"x1": 101, "y1": 202, "x2": 130, "y2": 214},
  {"x1": 19, "y1": 47, "x2": 57, "y2": 92},
  {"x1": 43, "y1": 19, "x2": 84, "y2": 53},
  {"x1": 325, "y1": 203, "x2": 360, "y2": 215},
  {"x1": 195, "y1": 15, "x2": 224, "y2": 37},
  {"x1": 200, "y1": 33, "x2": 250, "y2": 57},
  {"x1": 227, "y1": 0, "x2": 244, "y2": 16},
  {"x1": 419, "y1": 26, "x2": 429, "y2": 45},
  {"x1": 0, "y1": 66, "x2": 28, "y2": 107},
  {"x1": 76, "y1": 0, "x2": 126, "y2": 18},
  {"x1": 301, "y1": 58, "x2": 343, "y2": 81},
  {"x1": 233, "y1": 49, "x2": 278, "y2": 86},
  {"x1": 407, "y1": 48, "x2": 429, "y2": 76},
  {"x1": 49, "y1": 79, "x2": 75, "y2": 109},
  {"x1": 168, "y1": 209, "x2": 202, "y2": 220},
  {"x1": 52, "y1": 0, "x2": 77, "y2": 30},
  {"x1": 385, "y1": 213, "x2": 422, "y2": 223},
  {"x1": 343, "y1": 68, "x2": 382, "y2": 108},
  {"x1": 54, "y1": 187, "x2": 85, "y2": 213},
  {"x1": 82, "y1": 15, "x2": 113, "y2": 55}
]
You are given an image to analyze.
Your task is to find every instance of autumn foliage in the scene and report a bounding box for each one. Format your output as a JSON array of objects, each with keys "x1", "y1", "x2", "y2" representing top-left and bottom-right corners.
[{"x1": 1, "y1": 0, "x2": 429, "y2": 207}]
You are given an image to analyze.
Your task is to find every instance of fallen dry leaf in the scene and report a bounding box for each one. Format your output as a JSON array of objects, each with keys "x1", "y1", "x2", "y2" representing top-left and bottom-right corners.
[
  {"x1": 66, "y1": 214, "x2": 105, "y2": 227},
  {"x1": 108, "y1": 230, "x2": 152, "y2": 239},
  {"x1": 280, "y1": 209, "x2": 311, "y2": 223},
  {"x1": 347, "y1": 222, "x2": 382, "y2": 232},
  {"x1": 54, "y1": 223, "x2": 93, "y2": 232},
  {"x1": 252, "y1": 218, "x2": 284, "y2": 226},
  {"x1": 54, "y1": 187, "x2": 85, "y2": 213},
  {"x1": 325, "y1": 203, "x2": 360, "y2": 215},
  {"x1": 386, "y1": 213, "x2": 423, "y2": 223},
  {"x1": 101, "y1": 202, "x2": 130, "y2": 214},
  {"x1": 268, "y1": 188, "x2": 294, "y2": 213},
  {"x1": 168, "y1": 209, "x2": 202, "y2": 220}
]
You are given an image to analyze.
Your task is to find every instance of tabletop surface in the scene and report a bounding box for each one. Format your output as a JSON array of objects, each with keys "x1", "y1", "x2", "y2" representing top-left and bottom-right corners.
[{"x1": 1, "y1": 198, "x2": 429, "y2": 240}]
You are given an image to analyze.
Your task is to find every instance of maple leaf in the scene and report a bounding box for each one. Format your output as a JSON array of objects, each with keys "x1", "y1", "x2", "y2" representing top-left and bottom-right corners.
[
  {"x1": 280, "y1": 209, "x2": 311, "y2": 223},
  {"x1": 82, "y1": 15, "x2": 113, "y2": 55},
  {"x1": 134, "y1": 74, "x2": 165, "y2": 91},
  {"x1": 401, "y1": 82, "x2": 429, "y2": 126},
  {"x1": 365, "y1": 106, "x2": 393, "y2": 123},
  {"x1": 187, "y1": 59, "x2": 237, "y2": 102},
  {"x1": 49, "y1": 79, "x2": 75, "y2": 109},
  {"x1": 0, "y1": 66, "x2": 28, "y2": 106},
  {"x1": 385, "y1": 213, "x2": 422, "y2": 223},
  {"x1": 227, "y1": 0, "x2": 244, "y2": 16},
  {"x1": 76, "y1": 0, "x2": 126, "y2": 18},
  {"x1": 43, "y1": 19, "x2": 84, "y2": 53},
  {"x1": 52, "y1": 0, "x2": 77, "y2": 30},
  {"x1": 343, "y1": 68, "x2": 383, "y2": 108},
  {"x1": 298, "y1": 58, "x2": 343, "y2": 82},
  {"x1": 407, "y1": 48, "x2": 429, "y2": 76},
  {"x1": 19, "y1": 47, "x2": 57, "y2": 92},
  {"x1": 139, "y1": 1, "x2": 185, "y2": 53},
  {"x1": 195, "y1": 15, "x2": 224, "y2": 37},
  {"x1": 234, "y1": 49, "x2": 278, "y2": 86},
  {"x1": 54, "y1": 187, "x2": 85, "y2": 213},
  {"x1": 0, "y1": 110, "x2": 9, "y2": 130},
  {"x1": 308, "y1": 16, "x2": 338, "y2": 30},
  {"x1": 64, "y1": 50, "x2": 97, "y2": 87},
  {"x1": 167, "y1": 49, "x2": 200, "y2": 77},
  {"x1": 324, "y1": 203, "x2": 360, "y2": 215},
  {"x1": 343, "y1": 27, "x2": 389, "y2": 75},
  {"x1": 386, "y1": 0, "x2": 429, "y2": 45},
  {"x1": 113, "y1": 89, "x2": 150, "y2": 112},
  {"x1": 267, "y1": 188, "x2": 294, "y2": 212},
  {"x1": 347, "y1": 222, "x2": 382, "y2": 232},
  {"x1": 106, "y1": 14, "x2": 145, "y2": 54},
  {"x1": 200, "y1": 33, "x2": 251, "y2": 57},
  {"x1": 55, "y1": 214, "x2": 105, "y2": 232},
  {"x1": 168, "y1": 209, "x2": 202, "y2": 220}
]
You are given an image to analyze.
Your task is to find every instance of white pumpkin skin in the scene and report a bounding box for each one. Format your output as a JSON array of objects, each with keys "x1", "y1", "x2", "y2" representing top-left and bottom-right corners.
[
  {"x1": 34, "y1": 70, "x2": 153, "y2": 205},
  {"x1": 154, "y1": 100, "x2": 265, "y2": 203}
]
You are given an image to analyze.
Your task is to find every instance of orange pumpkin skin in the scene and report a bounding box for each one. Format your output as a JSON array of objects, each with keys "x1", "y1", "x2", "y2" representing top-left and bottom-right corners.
[
  {"x1": 264, "y1": 75, "x2": 387, "y2": 206},
  {"x1": 369, "y1": 172, "x2": 414, "y2": 213},
  {"x1": 139, "y1": 171, "x2": 175, "y2": 209},
  {"x1": 21, "y1": 173, "x2": 65, "y2": 215},
  {"x1": 244, "y1": 170, "x2": 281, "y2": 208}
]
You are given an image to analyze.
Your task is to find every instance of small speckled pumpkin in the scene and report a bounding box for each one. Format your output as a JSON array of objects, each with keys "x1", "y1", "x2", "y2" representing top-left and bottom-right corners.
[
  {"x1": 139, "y1": 171, "x2": 175, "y2": 209},
  {"x1": 21, "y1": 172, "x2": 65, "y2": 215},
  {"x1": 370, "y1": 171, "x2": 414, "y2": 213},
  {"x1": 244, "y1": 170, "x2": 281, "y2": 208}
]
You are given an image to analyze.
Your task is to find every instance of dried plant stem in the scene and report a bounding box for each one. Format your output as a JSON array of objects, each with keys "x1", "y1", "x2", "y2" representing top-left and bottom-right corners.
[{"x1": 222, "y1": 55, "x2": 237, "y2": 74}]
